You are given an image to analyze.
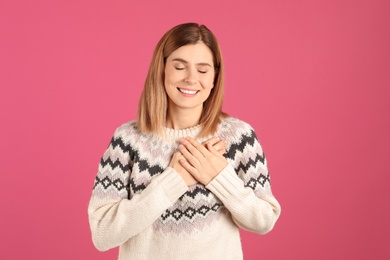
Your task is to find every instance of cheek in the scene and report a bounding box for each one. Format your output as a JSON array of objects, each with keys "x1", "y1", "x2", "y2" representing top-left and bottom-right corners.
[
  {"x1": 202, "y1": 75, "x2": 215, "y2": 89},
  {"x1": 165, "y1": 73, "x2": 181, "y2": 87}
]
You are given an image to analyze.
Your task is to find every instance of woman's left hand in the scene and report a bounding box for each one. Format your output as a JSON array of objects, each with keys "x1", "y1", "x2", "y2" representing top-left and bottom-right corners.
[{"x1": 178, "y1": 137, "x2": 228, "y2": 185}]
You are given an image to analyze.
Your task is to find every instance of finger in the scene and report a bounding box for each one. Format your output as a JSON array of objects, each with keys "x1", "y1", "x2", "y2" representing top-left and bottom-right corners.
[
  {"x1": 173, "y1": 151, "x2": 182, "y2": 159},
  {"x1": 213, "y1": 140, "x2": 227, "y2": 152},
  {"x1": 179, "y1": 156, "x2": 198, "y2": 176},
  {"x1": 180, "y1": 138, "x2": 208, "y2": 159},
  {"x1": 218, "y1": 148, "x2": 226, "y2": 155},
  {"x1": 207, "y1": 142, "x2": 223, "y2": 156},
  {"x1": 202, "y1": 136, "x2": 220, "y2": 147},
  {"x1": 183, "y1": 137, "x2": 210, "y2": 158},
  {"x1": 179, "y1": 144, "x2": 201, "y2": 167}
]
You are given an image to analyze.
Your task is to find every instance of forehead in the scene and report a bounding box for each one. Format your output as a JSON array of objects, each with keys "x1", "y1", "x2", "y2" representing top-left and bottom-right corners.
[{"x1": 168, "y1": 43, "x2": 214, "y2": 64}]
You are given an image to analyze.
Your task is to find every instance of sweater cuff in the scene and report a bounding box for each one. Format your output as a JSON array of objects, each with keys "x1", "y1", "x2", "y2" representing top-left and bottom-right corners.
[
  {"x1": 206, "y1": 164, "x2": 244, "y2": 201},
  {"x1": 156, "y1": 167, "x2": 188, "y2": 202}
]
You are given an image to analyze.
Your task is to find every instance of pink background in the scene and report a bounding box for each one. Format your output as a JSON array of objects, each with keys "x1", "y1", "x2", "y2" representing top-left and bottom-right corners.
[{"x1": 1, "y1": 0, "x2": 389, "y2": 259}]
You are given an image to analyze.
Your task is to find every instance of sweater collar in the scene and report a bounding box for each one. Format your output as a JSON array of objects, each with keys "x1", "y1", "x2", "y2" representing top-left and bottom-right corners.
[{"x1": 164, "y1": 124, "x2": 202, "y2": 140}]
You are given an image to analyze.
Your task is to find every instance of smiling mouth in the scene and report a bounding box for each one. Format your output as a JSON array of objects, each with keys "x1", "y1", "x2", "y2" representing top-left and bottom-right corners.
[{"x1": 178, "y1": 88, "x2": 199, "y2": 95}]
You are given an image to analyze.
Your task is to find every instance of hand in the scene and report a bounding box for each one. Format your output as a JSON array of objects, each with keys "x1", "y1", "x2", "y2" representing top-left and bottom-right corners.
[
  {"x1": 202, "y1": 136, "x2": 227, "y2": 155},
  {"x1": 169, "y1": 151, "x2": 198, "y2": 186},
  {"x1": 179, "y1": 137, "x2": 228, "y2": 185},
  {"x1": 169, "y1": 137, "x2": 228, "y2": 186}
]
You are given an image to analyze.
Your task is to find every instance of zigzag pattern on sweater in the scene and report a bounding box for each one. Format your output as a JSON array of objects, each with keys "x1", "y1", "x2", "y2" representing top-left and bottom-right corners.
[
  {"x1": 92, "y1": 118, "x2": 272, "y2": 234},
  {"x1": 180, "y1": 185, "x2": 212, "y2": 199},
  {"x1": 153, "y1": 183, "x2": 224, "y2": 234},
  {"x1": 246, "y1": 173, "x2": 271, "y2": 190},
  {"x1": 236, "y1": 153, "x2": 265, "y2": 173},
  {"x1": 95, "y1": 133, "x2": 167, "y2": 196},
  {"x1": 99, "y1": 156, "x2": 130, "y2": 173},
  {"x1": 100, "y1": 135, "x2": 167, "y2": 177},
  {"x1": 94, "y1": 175, "x2": 126, "y2": 191},
  {"x1": 161, "y1": 202, "x2": 222, "y2": 221},
  {"x1": 225, "y1": 129, "x2": 265, "y2": 163},
  {"x1": 94, "y1": 122, "x2": 271, "y2": 194},
  {"x1": 224, "y1": 129, "x2": 271, "y2": 190},
  {"x1": 174, "y1": 186, "x2": 221, "y2": 216}
]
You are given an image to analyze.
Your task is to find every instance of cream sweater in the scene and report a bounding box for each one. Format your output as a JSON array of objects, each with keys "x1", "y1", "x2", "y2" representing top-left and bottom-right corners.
[{"x1": 88, "y1": 117, "x2": 281, "y2": 259}]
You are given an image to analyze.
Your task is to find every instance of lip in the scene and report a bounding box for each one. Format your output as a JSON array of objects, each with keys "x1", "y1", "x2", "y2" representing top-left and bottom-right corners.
[{"x1": 177, "y1": 88, "x2": 199, "y2": 96}]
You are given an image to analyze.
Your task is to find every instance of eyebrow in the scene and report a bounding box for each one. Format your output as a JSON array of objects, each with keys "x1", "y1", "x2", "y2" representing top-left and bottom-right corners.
[{"x1": 171, "y1": 58, "x2": 212, "y2": 67}]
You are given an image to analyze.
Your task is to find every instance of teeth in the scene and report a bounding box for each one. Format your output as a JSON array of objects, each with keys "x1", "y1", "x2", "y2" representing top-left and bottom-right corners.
[{"x1": 179, "y1": 88, "x2": 197, "y2": 95}]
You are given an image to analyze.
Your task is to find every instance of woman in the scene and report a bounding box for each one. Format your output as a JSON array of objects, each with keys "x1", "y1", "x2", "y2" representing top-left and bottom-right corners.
[{"x1": 88, "y1": 23, "x2": 281, "y2": 259}]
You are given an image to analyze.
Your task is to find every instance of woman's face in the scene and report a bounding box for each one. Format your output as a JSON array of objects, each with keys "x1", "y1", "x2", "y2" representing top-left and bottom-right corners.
[{"x1": 164, "y1": 42, "x2": 215, "y2": 114}]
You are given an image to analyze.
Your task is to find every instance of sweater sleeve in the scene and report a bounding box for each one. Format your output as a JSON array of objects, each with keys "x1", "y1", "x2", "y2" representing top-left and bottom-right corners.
[
  {"x1": 88, "y1": 127, "x2": 188, "y2": 251},
  {"x1": 206, "y1": 125, "x2": 281, "y2": 235}
]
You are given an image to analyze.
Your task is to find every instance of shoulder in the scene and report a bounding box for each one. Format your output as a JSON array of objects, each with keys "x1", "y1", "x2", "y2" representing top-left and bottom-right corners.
[
  {"x1": 112, "y1": 120, "x2": 142, "y2": 143},
  {"x1": 218, "y1": 117, "x2": 257, "y2": 141},
  {"x1": 115, "y1": 120, "x2": 138, "y2": 134},
  {"x1": 219, "y1": 117, "x2": 264, "y2": 162}
]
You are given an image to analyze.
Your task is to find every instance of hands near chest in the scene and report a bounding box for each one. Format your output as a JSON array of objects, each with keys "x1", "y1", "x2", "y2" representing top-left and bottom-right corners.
[{"x1": 169, "y1": 136, "x2": 228, "y2": 186}]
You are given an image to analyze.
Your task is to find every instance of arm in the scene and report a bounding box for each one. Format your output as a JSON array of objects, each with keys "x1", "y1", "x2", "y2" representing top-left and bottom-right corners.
[
  {"x1": 178, "y1": 130, "x2": 281, "y2": 235},
  {"x1": 206, "y1": 129, "x2": 281, "y2": 234},
  {"x1": 88, "y1": 128, "x2": 188, "y2": 251}
]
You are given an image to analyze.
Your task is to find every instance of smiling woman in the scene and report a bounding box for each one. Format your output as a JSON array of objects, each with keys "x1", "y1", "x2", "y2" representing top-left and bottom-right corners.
[
  {"x1": 138, "y1": 23, "x2": 226, "y2": 137},
  {"x1": 88, "y1": 23, "x2": 281, "y2": 260}
]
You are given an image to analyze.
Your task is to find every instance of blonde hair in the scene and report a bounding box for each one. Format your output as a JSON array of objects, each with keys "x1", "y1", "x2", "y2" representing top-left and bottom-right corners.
[{"x1": 137, "y1": 23, "x2": 227, "y2": 137}]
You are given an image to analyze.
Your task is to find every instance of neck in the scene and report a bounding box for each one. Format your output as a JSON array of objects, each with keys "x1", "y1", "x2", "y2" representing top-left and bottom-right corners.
[{"x1": 166, "y1": 106, "x2": 203, "y2": 130}]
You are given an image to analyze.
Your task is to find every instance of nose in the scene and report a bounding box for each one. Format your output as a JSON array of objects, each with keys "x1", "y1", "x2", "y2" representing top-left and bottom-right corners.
[
  {"x1": 184, "y1": 68, "x2": 197, "y2": 85},
  {"x1": 184, "y1": 78, "x2": 197, "y2": 85}
]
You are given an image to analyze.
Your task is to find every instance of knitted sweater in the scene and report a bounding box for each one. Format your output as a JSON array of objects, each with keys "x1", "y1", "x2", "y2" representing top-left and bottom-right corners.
[{"x1": 88, "y1": 117, "x2": 281, "y2": 260}]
